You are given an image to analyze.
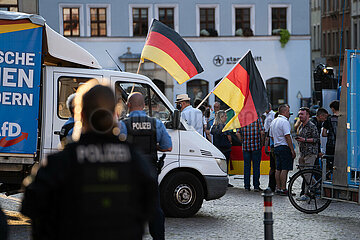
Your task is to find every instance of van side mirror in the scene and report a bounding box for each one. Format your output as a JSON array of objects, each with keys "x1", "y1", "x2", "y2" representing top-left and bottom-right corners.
[{"x1": 172, "y1": 109, "x2": 180, "y2": 129}]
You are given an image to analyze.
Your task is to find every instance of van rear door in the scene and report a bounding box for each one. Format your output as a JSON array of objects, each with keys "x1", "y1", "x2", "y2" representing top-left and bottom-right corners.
[{"x1": 50, "y1": 70, "x2": 103, "y2": 151}]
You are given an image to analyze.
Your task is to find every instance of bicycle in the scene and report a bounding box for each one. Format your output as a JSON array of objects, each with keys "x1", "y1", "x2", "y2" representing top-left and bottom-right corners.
[{"x1": 287, "y1": 164, "x2": 332, "y2": 214}]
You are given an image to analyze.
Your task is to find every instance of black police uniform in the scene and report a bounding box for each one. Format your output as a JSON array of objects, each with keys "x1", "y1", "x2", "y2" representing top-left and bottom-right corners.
[
  {"x1": 123, "y1": 115, "x2": 165, "y2": 240},
  {"x1": 21, "y1": 132, "x2": 157, "y2": 240},
  {"x1": 123, "y1": 116, "x2": 158, "y2": 171},
  {"x1": 0, "y1": 204, "x2": 8, "y2": 240}
]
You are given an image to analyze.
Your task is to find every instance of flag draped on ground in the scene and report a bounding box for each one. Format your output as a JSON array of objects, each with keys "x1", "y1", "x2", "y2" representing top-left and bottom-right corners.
[
  {"x1": 140, "y1": 19, "x2": 203, "y2": 84},
  {"x1": 213, "y1": 51, "x2": 268, "y2": 131}
]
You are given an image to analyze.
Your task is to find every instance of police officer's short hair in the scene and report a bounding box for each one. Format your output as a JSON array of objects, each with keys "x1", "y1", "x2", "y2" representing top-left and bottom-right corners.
[{"x1": 82, "y1": 85, "x2": 116, "y2": 133}]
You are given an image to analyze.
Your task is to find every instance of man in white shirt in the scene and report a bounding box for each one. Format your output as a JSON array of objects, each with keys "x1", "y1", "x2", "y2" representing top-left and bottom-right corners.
[
  {"x1": 269, "y1": 104, "x2": 296, "y2": 196},
  {"x1": 176, "y1": 94, "x2": 204, "y2": 135},
  {"x1": 264, "y1": 104, "x2": 275, "y2": 133}
]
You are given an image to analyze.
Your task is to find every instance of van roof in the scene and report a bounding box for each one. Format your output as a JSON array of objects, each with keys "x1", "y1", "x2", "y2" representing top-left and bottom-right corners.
[{"x1": 0, "y1": 11, "x2": 101, "y2": 69}]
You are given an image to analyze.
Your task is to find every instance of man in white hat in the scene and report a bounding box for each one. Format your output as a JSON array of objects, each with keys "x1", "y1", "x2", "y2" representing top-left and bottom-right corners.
[{"x1": 176, "y1": 94, "x2": 204, "y2": 136}]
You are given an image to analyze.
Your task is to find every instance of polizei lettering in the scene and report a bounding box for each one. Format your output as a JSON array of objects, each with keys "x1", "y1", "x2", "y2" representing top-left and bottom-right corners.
[
  {"x1": 132, "y1": 122, "x2": 151, "y2": 130},
  {"x1": 76, "y1": 144, "x2": 131, "y2": 163}
]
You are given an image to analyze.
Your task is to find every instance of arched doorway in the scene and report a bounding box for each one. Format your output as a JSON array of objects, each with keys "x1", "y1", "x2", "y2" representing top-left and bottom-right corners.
[
  {"x1": 186, "y1": 79, "x2": 209, "y2": 106},
  {"x1": 152, "y1": 79, "x2": 165, "y2": 94},
  {"x1": 266, "y1": 77, "x2": 288, "y2": 110}
]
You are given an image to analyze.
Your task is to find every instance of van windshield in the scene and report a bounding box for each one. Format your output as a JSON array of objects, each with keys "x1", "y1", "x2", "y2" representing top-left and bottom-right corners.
[{"x1": 115, "y1": 82, "x2": 171, "y2": 122}]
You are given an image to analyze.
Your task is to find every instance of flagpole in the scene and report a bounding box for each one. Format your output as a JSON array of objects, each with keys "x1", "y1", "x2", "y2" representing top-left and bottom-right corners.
[
  {"x1": 130, "y1": 60, "x2": 143, "y2": 94},
  {"x1": 195, "y1": 49, "x2": 251, "y2": 109}
]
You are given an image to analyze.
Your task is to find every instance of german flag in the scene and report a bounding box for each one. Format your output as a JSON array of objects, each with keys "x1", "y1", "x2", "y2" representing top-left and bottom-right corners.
[
  {"x1": 0, "y1": 19, "x2": 41, "y2": 34},
  {"x1": 140, "y1": 19, "x2": 203, "y2": 84},
  {"x1": 213, "y1": 51, "x2": 268, "y2": 131}
]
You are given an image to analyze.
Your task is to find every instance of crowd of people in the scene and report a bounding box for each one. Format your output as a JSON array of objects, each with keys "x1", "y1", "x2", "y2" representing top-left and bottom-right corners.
[
  {"x1": 0, "y1": 83, "x2": 340, "y2": 240},
  {"x1": 176, "y1": 93, "x2": 339, "y2": 197}
]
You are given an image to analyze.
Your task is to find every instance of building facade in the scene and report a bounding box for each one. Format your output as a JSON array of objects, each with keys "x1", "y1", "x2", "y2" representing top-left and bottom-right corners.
[
  {"x1": 37, "y1": 0, "x2": 311, "y2": 112},
  {"x1": 321, "y1": 0, "x2": 351, "y2": 77}
]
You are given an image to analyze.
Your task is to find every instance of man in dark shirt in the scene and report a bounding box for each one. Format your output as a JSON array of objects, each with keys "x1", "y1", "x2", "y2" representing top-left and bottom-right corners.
[
  {"x1": 322, "y1": 100, "x2": 339, "y2": 156},
  {"x1": 310, "y1": 107, "x2": 329, "y2": 161}
]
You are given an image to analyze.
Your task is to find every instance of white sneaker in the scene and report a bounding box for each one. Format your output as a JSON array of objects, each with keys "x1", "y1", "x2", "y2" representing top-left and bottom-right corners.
[{"x1": 296, "y1": 195, "x2": 309, "y2": 201}]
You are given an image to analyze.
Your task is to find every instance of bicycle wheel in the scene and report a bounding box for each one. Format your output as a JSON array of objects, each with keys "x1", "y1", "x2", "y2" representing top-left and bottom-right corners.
[{"x1": 288, "y1": 169, "x2": 331, "y2": 214}]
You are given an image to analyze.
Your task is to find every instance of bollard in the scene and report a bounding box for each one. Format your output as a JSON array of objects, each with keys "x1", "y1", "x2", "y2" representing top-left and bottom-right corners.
[{"x1": 262, "y1": 187, "x2": 274, "y2": 240}]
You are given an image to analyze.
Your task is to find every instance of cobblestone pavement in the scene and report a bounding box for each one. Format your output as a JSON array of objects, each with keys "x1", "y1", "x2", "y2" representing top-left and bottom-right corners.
[{"x1": 2, "y1": 175, "x2": 360, "y2": 240}]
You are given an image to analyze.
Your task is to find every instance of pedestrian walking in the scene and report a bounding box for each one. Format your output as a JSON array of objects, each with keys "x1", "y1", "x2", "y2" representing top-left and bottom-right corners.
[
  {"x1": 269, "y1": 104, "x2": 296, "y2": 196},
  {"x1": 21, "y1": 84, "x2": 158, "y2": 240},
  {"x1": 176, "y1": 94, "x2": 204, "y2": 136},
  {"x1": 238, "y1": 117, "x2": 265, "y2": 192},
  {"x1": 119, "y1": 92, "x2": 172, "y2": 240}
]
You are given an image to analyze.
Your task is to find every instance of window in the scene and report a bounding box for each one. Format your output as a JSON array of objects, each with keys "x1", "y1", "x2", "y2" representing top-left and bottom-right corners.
[
  {"x1": 155, "y1": 4, "x2": 179, "y2": 32},
  {"x1": 90, "y1": 8, "x2": 107, "y2": 36},
  {"x1": 271, "y1": 8, "x2": 286, "y2": 34},
  {"x1": 269, "y1": 5, "x2": 291, "y2": 35},
  {"x1": 335, "y1": 31, "x2": 338, "y2": 54},
  {"x1": 187, "y1": 80, "x2": 209, "y2": 106},
  {"x1": 200, "y1": 8, "x2": 215, "y2": 33},
  {"x1": 63, "y1": 7, "x2": 80, "y2": 36},
  {"x1": 322, "y1": 32, "x2": 326, "y2": 55},
  {"x1": 0, "y1": 3, "x2": 18, "y2": 11},
  {"x1": 235, "y1": 8, "x2": 252, "y2": 36},
  {"x1": 354, "y1": 22, "x2": 358, "y2": 49},
  {"x1": 196, "y1": 4, "x2": 219, "y2": 36},
  {"x1": 115, "y1": 82, "x2": 171, "y2": 121},
  {"x1": 58, "y1": 77, "x2": 93, "y2": 119},
  {"x1": 313, "y1": 25, "x2": 316, "y2": 50},
  {"x1": 327, "y1": 32, "x2": 331, "y2": 55},
  {"x1": 132, "y1": 8, "x2": 149, "y2": 36},
  {"x1": 318, "y1": 25, "x2": 321, "y2": 50},
  {"x1": 159, "y1": 8, "x2": 174, "y2": 29},
  {"x1": 266, "y1": 78, "x2": 288, "y2": 110},
  {"x1": 153, "y1": 79, "x2": 165, "y2": 94}
]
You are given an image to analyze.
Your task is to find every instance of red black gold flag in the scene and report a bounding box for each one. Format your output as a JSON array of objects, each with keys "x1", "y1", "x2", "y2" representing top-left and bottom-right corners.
[
  {"x1": 213, "y1": 51, "x2": 268, "y2": 131},
  {"x1": 140, "y1": 19, "x2": 203, "y2": 84}
]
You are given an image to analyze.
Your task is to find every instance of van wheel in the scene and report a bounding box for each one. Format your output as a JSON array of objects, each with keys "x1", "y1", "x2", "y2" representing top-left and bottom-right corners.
[{"x1": 160, "y1": 172, "x2": 204, "y2": 218}]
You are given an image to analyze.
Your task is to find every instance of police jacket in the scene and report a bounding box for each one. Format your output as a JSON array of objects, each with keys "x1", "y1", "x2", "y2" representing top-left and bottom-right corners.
[
  {"x1": 123, "y1": 114, "x2": 158, "y2": 168},
  {"x1": 21, "y1": 132, "x2": 157, "y2": 240}
]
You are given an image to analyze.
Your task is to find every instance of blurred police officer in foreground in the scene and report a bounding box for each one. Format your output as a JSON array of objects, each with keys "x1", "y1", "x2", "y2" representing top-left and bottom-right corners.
[
  {"x1": 0, "y1": 204, "x2": 8, "y2": 240},
  {"x1": 119, "y1": 92, "x2": 172, "y2": 240},
  {"x1": 21, "y1": 84, "x2": 157, "y2": 240}
]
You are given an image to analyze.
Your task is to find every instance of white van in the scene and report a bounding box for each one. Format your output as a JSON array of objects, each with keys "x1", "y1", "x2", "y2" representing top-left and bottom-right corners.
[
  {"x1": 47, "y1": 67, "x2": 228, "y2": 217},
  {"x1": 0, "y1": 11, "x2": 228, "y2": 217}
]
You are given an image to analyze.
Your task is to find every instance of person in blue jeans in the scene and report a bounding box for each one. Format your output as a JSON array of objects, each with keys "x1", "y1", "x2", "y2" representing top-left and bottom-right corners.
[{"x1": 238, "y1": 118, "x2": 265, "y2": 192}]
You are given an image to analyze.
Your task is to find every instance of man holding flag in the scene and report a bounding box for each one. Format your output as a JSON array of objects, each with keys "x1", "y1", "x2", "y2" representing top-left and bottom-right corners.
[{"x1": 211, "y1": 50, "x2": 268, "y2": 131}]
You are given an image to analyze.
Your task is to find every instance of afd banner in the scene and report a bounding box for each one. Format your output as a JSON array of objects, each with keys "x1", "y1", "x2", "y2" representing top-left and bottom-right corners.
[{"x1": 0, "y1": 21, "x2": 43, "y2": 155}]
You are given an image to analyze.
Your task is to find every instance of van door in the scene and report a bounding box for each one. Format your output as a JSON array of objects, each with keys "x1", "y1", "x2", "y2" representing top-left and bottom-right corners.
[
  {"x1": 51, "y1": 71, "x2": 102, "y2": 151},
  {"x1": 112, "y1": 78, "x2": 179, "y2": 167}
]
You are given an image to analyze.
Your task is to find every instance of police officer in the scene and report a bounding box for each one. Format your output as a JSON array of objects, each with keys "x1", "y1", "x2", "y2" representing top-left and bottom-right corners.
[
  {"x1": 21, "y1": 85, "x2": 157, "y2": 240},
  {"x1": 0, "y1": 204, "x2": 8, "y2": 240},
  {"x1": 59, "y1": 93, "x2": 76, "y2": 147},
  {"x1": 119, "y1": 92, "x2": 172, "y2": 240}
]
